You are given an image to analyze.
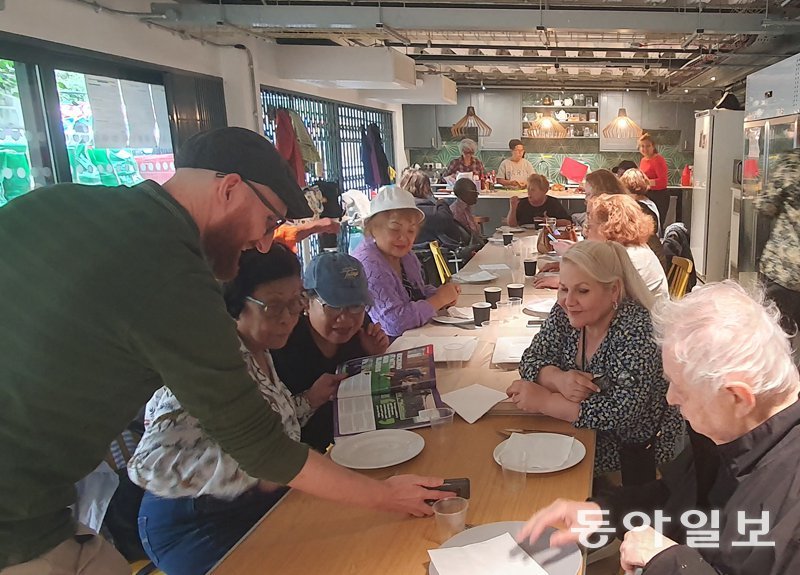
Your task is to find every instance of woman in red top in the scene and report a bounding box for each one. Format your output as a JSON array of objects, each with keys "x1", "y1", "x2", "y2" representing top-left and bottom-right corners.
[{"x1": 637, "y1": 133, "x2": 669, "y2": 233}]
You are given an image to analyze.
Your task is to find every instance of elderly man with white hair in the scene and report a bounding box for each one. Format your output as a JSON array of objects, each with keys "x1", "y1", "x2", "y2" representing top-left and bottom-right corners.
[{"x1": 518, "y1": 280, "x2": 800, "y2": 575}]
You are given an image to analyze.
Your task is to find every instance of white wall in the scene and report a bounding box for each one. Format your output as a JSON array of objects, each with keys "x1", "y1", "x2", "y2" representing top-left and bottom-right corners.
[{"x1": 0, "y1": 0, "x2": 406, "y2": 169}]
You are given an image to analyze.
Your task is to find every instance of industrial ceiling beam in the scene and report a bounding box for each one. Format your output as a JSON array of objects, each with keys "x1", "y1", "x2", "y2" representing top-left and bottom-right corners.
[
  {"x1": 411, "y1": 55, "x2": 690, "y2": 67},
  {"x1": 149, "y1": 4, "x2": 794, "y2": 35},
  {"x1": 388, "y1": 43, "x2": 701, "y2": 56}
]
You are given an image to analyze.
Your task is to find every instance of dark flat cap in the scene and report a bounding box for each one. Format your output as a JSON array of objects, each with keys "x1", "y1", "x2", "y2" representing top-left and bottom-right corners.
[{"x1": 176, "y1": 127, "x2": 312, "y2": 219}]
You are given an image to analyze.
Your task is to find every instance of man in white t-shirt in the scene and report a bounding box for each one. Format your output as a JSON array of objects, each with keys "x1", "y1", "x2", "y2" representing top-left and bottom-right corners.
[{"x1": 496, "y1": 139, "x2": 535, "y2": 189}]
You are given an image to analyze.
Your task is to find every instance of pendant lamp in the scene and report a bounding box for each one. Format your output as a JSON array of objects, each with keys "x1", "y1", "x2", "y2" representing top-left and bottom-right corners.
[
  {"x1": 602, "y1": 108, "x2": 643, "y2": 139},
  {"x1": 451, "y1": 106, "x2": 492, "y2": 137},
  {"x1": 530, "y1": 112, "x2": 567, "y2": 138}
]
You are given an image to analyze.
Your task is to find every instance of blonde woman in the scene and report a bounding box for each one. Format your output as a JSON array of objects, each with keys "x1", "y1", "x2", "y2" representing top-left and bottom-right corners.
[
  {"x1": 353, "y1": 186, "x2": 460, "y2": 337},
  {"x1": 585, "y1": 194, "x2": 669, "y2": 297},
  {"x1": 509, "y1": 240, "x2": 682, "y2": 484}
]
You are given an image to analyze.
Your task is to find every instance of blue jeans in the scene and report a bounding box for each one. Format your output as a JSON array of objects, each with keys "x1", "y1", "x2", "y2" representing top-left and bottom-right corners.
[{"x1": 138, "y1": 487, "x2": 286, "y2": 575}]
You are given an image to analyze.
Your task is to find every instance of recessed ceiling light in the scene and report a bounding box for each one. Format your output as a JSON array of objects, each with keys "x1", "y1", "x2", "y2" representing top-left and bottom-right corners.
[
  {"x1": 626, "y1": 88, "x2": 630, "y2": 92},
  {"x1": 684, "y1": 89, "x2": 689, "y2": 93},
  {"x1": 710, "y1": 76, "x2": 716, "y2": 81}
]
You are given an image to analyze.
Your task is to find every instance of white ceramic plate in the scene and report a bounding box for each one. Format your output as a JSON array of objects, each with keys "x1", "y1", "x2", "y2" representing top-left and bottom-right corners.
[
  {"x1": 429, "y1": 522, "x2": 582, "y2": 575},
  {"x1": 524, "y1": 299, "x2": 558, "y2": 314},
  {"x1": 492, "y1": 434, "x2": 586, "y2": 474},
  {"x1": 487, "y1": 237, "x2": 504, "y2": 244},
  {"x1": 497, "y1": 227, "x2": 525, "y2": 233},
  {"x1": 452, "y1": 271, "x2": 499, "y2": 284},
  {"x1": 331, "y1": 429, "x2": 425, "y2": 470},
  {"x1": 432, "y1": 315, "x2": 474, "y2": 325}
]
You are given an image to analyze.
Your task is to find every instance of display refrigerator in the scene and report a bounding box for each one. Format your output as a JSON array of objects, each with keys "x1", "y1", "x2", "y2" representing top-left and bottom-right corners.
[
  {"x1": 690, "y1": 108, "x2": 745, "y2": 283},
  {"x1": 731, "y1": 53, "x2": 800, "y2": 289}
]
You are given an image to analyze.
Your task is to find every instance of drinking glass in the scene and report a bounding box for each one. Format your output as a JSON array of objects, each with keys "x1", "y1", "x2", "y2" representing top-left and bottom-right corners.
[
  {"x1": 433, "y1": 497, "x2": 469, "y2": 542},
  {"x1": 496, "y1": 300, "x2": 512, "y2": 324},
  {"x1": 444, "y1": 343, "x2": 465, "y2": 370},
  {"x1": 509, "y1": 297, "x2": 523, "y2": 319},
  {"x1": 500, "y1": 448, "x2": 528, "y2": 493}
]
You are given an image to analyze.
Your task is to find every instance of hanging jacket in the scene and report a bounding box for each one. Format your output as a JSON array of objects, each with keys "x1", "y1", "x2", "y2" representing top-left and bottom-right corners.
[
  {"x1": 361, "y1": 123, "x2": 391, "y2": 189},
  {"x1": 287, "y1": 111, "x2": 321, "y2": 169},
  {"x1": 663, "y1": 222, "x2": 697, "y2": 291},
  {"x1": 275, "y1": 109, "x2": 306, "y2": 188}
]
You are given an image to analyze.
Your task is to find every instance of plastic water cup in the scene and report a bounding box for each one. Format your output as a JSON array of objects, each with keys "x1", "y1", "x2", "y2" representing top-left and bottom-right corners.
[
  {"x1": 433, "y1": 497, "x2": 469, "y2": 542},
  {"x1": 444, "y1": 343, "x2": 465, "y2": 370},
  {"x1": 500, "y1": 448, "x2": 528, "y2": 493}
]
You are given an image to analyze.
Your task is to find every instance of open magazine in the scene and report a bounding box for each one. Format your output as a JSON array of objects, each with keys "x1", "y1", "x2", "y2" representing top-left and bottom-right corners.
[{"x1": 333, "y1": 345, "x2": 445, "y2": 437}]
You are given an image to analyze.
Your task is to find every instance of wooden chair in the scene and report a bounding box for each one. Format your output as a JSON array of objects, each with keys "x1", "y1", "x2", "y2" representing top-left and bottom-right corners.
[
  {"x1": 429, "y1": 241, "x2": 452, "y2": 284},
  {"x1": 667, "y1": 256, "x2": 693, "y2": 299}
]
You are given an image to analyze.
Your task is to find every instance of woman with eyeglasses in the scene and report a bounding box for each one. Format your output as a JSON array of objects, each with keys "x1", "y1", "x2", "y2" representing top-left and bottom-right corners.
[
  {"x1": 128, "y1": 245, "x2": 345, "y2": 575},
  {"x1": 271, "y1": 251, "x2": 390, "y2": 452}
]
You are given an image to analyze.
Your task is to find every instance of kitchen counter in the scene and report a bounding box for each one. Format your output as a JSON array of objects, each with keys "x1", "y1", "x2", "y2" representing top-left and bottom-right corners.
[{"x1": 431, "y1": 185, "x2": 691, "y2": 232}]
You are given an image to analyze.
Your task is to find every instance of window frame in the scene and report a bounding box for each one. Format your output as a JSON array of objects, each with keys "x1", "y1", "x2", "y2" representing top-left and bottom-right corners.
[{"x1": 260, "y1": 85, "x2": 394, "y2": 192}]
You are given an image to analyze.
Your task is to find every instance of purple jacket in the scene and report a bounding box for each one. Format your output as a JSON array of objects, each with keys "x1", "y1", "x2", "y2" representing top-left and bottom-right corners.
[{"x1": 352, "y1": 238, "x2": 437, "y2": 337}]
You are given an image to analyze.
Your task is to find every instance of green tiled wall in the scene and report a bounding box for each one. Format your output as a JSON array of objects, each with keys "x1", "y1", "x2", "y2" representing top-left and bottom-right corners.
[{"x1": 408, "y1": 131, "x2": 692, "y2": 186}]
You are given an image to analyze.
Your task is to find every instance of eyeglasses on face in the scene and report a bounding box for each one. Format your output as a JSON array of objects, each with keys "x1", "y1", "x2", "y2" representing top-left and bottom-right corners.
[
  {"x1": 216, "y1": 173, "x2": 287, "y2": 233},
  {"x1": 312, "y1": 295, "x2": 367, "y2": 318},
  {"x1": 245, "y1": 294, "x2": 308, "y2": 318}
]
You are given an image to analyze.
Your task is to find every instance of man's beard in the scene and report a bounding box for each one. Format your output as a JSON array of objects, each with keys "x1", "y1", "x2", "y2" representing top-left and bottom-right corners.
[{"x1": 202, "y1": 222, "x2": 242, "y2": 281}]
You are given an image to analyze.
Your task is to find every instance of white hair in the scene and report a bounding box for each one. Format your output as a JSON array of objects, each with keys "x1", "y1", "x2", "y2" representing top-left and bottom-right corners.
[
  {"x1": 652, "y1": 280, "x2": 800, "y2": 398},
  {"x1": 459, "y1": 138, "x2": 478, "y2": 155}
]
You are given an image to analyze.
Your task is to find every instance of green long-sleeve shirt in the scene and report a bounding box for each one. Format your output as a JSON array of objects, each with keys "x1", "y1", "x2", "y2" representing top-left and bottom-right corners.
[{"x1": 0, "y1": 180, "x2": 309, "y2": 567}]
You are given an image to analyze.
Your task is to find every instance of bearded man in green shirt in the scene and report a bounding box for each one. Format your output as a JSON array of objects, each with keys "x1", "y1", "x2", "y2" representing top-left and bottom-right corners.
[{"x1": 0, "y1": 127, "x2": 449, "y2": 574}]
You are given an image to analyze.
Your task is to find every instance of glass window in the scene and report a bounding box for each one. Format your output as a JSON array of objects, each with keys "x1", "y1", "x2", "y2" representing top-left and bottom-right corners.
[
  {"x1": 55, "y1": 70, "x2": 174, "y2": 187},
  {"x1": 0, "y1": 59, "x2": 54, "y2": 205}
]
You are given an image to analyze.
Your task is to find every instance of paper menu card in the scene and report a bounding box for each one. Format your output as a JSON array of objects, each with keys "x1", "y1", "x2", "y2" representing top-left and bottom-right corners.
[
  {"x1": 505, "y1": 432, "x2": 575, "y2": 469},
  {"x1": 387, "y1": 336, "x2": 478, "y2": 363},
  {"x1": 440, "y1": 384, "x2": 508, "y2": 424},
  {"x1": 491, "y1": 337, "x2": 533, "y2": 364},
  {"x1": 428, "y1": 533, "x2": 549, "y2": 575}
]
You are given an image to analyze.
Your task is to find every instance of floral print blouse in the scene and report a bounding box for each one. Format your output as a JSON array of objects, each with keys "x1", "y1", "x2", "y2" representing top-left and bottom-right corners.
[
  {"x1": 518, "y1": 299, "x2": 683, "y2": 474},
  {"x1": 128, "y1": 341, "x2": 313, "y2": 499}
]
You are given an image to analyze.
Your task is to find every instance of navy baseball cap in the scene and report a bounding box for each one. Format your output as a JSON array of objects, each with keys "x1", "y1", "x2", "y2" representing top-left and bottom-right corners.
[
  {"x1": 175, "y1": 127, "x2": 312, "y2": 219},
  {"x1": 303, "y1": 252, "x2": 373, "y2": 308}
]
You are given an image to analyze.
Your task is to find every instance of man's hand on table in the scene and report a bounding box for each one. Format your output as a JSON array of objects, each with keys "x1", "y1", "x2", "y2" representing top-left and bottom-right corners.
[
  {"x1": 380, "y1": 475, "x2": 455, "y2": 517},
  {"x1": 517, "y1": 499, "x2": 602, "y2": 547}
]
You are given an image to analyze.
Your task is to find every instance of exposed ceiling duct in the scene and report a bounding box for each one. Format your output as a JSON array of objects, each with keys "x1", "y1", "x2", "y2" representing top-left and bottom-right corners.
[{"x1": 156, "y1": 1, "x2": 800, "y2": 92}]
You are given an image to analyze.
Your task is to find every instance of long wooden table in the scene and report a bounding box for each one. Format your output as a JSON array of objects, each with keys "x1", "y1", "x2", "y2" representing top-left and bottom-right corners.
[{"x1": 211, "y1": 231, "x2": 595, "y2": 575}]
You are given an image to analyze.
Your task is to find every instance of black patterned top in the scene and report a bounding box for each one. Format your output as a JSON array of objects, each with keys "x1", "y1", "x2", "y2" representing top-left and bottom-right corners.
[{"x1": 519, "y1": 299, "x2": 683, "y2": 473}]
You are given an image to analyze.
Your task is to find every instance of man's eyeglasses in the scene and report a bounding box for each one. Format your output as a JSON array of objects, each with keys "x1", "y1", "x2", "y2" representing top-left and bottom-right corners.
[
  {"x1": 312, "y1": 296, "x2": 367, "y2": 318},
  {"x1": 245, "y1": 294, "x2": 308, "y2": 318},
  {"x1": 216, "y1": 173, "x2": 287, "y2": 233}
]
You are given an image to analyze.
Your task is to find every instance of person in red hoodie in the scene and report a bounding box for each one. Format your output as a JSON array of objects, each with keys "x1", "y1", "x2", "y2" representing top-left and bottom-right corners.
[{"x1": 638, "y1": 133, "x2": 669, "y2": 233}]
